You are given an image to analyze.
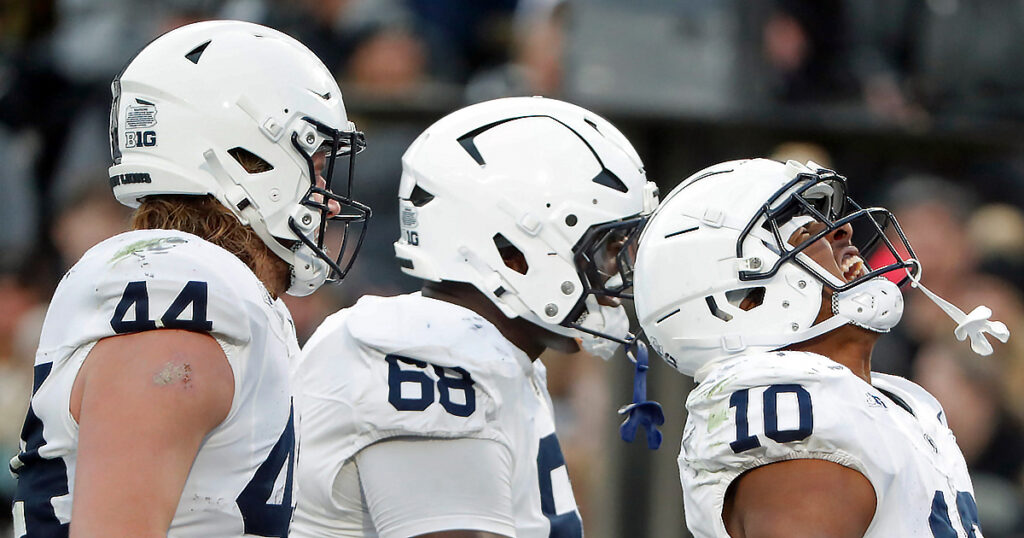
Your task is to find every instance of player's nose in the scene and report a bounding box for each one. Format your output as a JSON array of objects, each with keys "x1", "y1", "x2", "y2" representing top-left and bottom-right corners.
[
  {"x1": 315, "y1": 176, "x2": 342, "y2": 219},
  {"x1": 827, "y1": 222, "x2": 854, "y2": 245}
]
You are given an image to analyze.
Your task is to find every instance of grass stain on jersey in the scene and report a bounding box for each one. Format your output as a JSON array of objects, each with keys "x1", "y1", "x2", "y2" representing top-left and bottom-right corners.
[
  {"x1": 110, "y1": 236, "x2": 188, "y2": 264},
  {"x1": 701, "y1": 374, "x2": 737, "y2": 400},
  {"x1": 707, "y1": 407, "x2": 729, "y2": 433}
]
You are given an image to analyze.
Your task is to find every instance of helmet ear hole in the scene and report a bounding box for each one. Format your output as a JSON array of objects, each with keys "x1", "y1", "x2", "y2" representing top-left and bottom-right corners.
[
  {"x1": 493, "y1": 234, "x2": 528, "y2": 275},
  {"x1": 228, "y1": 147, "x2": 274, "y2": 173}
]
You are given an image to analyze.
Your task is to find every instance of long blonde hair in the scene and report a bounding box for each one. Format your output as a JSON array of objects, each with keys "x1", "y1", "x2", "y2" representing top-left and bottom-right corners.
[{"x1": 130, "y1": 194, "x2": 289, "y2": 294}]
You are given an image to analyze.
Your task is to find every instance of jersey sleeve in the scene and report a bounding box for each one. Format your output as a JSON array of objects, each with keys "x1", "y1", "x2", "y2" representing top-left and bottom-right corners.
[
  {"x1": 293, "y1": 295, "x2": 528, "y2": 519},
  {"x1": 679, "y1": 352, "x2": 894, "y2": 537},
  {"x1": 355, "y1": 437, "x2": 516, "y2": 538}
]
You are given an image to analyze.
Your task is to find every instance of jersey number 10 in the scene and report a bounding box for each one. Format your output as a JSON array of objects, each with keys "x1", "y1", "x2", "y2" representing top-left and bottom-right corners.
[{"x1": 729, "y1": 384, "x2": 813, "y2": 453}]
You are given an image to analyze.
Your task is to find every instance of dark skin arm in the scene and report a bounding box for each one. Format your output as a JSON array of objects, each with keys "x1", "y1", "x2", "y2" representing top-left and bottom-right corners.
[{"x1": 724, "y1": 459, "x2": 876, "y2": 538}]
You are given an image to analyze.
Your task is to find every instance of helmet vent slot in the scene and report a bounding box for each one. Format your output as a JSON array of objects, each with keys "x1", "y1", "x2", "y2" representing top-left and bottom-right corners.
[
  {"x1": 584, "y1": 117, "x2": 600, "y2": 132},
  {"x1": 228, "y1": 147, "x2": 274, "y2": 173},
  {"x1": 656, "y1": 308, "x2": 681, "y2": 324},
  {"x1": 409, "y1": 184, "x2": 435, "y2": 207},
  {"x1": 493, "y1": 234, "x2": 528, "y2": 275},
  {"x1": 705, "y1": 296, "x2": 734, "y2": 322},
  {"x1": 592, "y1": 169, "x2": 628, "y2": 193},
  {"x1": 664, "y1": 226, "x2": 699, "y2": 239},
  {"x1": 456, "y1": 116, "x2": 527, "y2": 166},
  {"x1": 185, "y1": 40, "x2": 212, "y2": 64},
  {"x1": 726, "y1": 287, "x2": 765, "y2": 311}
]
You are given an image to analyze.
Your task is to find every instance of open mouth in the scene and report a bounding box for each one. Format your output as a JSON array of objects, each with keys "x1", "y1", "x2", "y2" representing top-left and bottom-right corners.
[{"x1": 839, "y1": 252, "x2": 867, "y2": 282}]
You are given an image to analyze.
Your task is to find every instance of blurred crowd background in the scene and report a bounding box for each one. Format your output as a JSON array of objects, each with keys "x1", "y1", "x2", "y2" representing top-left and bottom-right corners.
[{"x1": 2, "y1": 0, "x2": 1024, "y2": 536}]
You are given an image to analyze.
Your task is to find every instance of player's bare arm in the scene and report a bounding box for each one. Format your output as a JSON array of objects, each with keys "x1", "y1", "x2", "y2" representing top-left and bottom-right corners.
[
  {"x1": 68, "y1": 329, "x2": 233, "y2": 537},
  {"x1": 723, "y1": 459, "x2": 875, "y2": 538}
]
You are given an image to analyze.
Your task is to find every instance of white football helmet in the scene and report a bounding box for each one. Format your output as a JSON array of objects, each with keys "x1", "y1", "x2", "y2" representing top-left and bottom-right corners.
[
  {"x1": 109, "y1": 20, "x2": 369, "y2": 296},
  {"x1": 394, "y1": 97, "x2": 659, "y2": 345},
  {"x1": 635, "y1": 159, "x2": 924, "y2": 378}
]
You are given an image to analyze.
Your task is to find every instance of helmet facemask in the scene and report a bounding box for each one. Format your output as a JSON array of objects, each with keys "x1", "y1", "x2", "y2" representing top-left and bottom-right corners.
[
  {"x1": 738, "y1": 169, "x2": 919, "y2": 295},
  {"x1": 564, "y1": 213, "x2": 649, "y2": 344},
  {"x1": 634, "y1": 158, "x2": 1010, "y2": 382},
  {"x1": 288, "y1": 119, "x2": 370, "y2": 284},
  {"x1": 741, "y1": 165, "x2": 1008, "y2": 356}
]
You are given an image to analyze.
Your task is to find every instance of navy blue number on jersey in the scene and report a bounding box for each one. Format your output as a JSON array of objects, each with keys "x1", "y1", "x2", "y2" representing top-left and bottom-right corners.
[
  {"x1": 930, "y1": 490, "x2": 980, "y2": 538},
  {"x1": 536, "y1": 434, "x2": 583, "y2": 538},
  {"x1": 385, "y1": 354, "x2": 476, "y2": 417},
  {"x1": 110, "y1": 280, "x2": 213, "y2": 333},
  {"x1": 237, "y1": 404, "x2": 296, "y2": 538},
  {"x1": 729, "y1": 384, "x2": 813, "y2": 453},
  {"x1": 12, "y1": 363, "x2": 70, "y2": 537}
]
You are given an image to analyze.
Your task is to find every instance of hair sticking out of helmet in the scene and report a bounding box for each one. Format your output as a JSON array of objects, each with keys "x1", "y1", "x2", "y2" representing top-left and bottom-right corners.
[{"x1": 108, "y1": 20, "x2": 370, "y2": 296}]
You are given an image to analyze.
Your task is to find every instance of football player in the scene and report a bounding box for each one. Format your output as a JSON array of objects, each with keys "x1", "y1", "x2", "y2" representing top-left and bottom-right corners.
[
  {"x1": 9, "y1": 20, "x2": 369, "y2": 537},
  {"x1": 290, "y1": 97, "x2": 659, "y2": 537},
  {"x1": 634, "y1": 158, "x2": 1009, "y2": 537}
]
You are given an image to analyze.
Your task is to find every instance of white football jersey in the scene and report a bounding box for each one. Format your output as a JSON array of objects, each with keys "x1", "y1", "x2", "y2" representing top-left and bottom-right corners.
[
  {"x1": 291, "y1": 293, "x2": 583, "y2": 537},
  {"x1": 680, "y1": 351, "x2": 980, "y2": 538},
  {"x1": 9, "y1": 229, "x2": 298, "y2": 538}
]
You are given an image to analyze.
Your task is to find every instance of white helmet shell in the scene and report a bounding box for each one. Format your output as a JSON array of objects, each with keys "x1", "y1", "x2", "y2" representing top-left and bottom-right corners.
[
  {"x1": 394, "y1": 96, "x2": 658, "y2": 340},
  {"x1": 109, "y1": 20, "x2": 366, "y2": 296},
  {"x1": 635, "y1": 159, "x2": 913, "y2": 377}
]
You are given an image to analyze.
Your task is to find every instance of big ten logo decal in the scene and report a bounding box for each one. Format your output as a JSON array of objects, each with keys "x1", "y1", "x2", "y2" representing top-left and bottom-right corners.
[
  {"x1": 125, "y1": 131, "x2": 157, "y2": 148},
  {"x1": 402, "y1": 230, "x2": 419, "y2": 246}
]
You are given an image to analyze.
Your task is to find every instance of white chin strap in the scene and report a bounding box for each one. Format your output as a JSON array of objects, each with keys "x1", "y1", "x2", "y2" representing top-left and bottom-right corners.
[
  {"x1": 832, "y1": 278, "x2": 904, "y2": 332},
  {"x1": 779, "y1": 277, "x2": 905, "y2": 347},
  {"x1": 237, "y1": 206, "x2": 328, "y2": 297},
  {"x1": 518, "y1": 295, "x2": 630, "y2": 360},
  {"x1": 678, "y1": 261, "x2": 1009, "y2": 369},
  {"x1": 202, "y1": 149, "x2": 329, "y2": 297},
  {"x1": 576, "y1": 302, "x2": 630, "y2": 360},
  {"x1": 784, "y1": 246, "x2": 905, "y2": 341},
  {"x1": 778, "y1": 215, "x2": 1008, "y2": 355},
  {"x1": 904, "y1": 262, "x2": 1010, "y2": 355},
  {"x1": 805, "y1": 261, "x2": 1010, "y2": 356},
  {"x1": 287, "y1": 244, "x2": 330, "y2": 297}
]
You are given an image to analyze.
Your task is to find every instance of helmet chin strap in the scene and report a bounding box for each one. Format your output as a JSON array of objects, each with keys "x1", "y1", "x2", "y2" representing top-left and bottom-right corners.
[
  {"x1": 202, "y1": 149, "x2": 328, "y2": 296},
  {"x1": 463, "y1": 240, "x2": 634, "y2": 353},
  {"x1": 772, "y1": 215, "x2": 1008, "y2": 355},
  {"x1": 791, "y1": 251, "x2": 904, "y2": 342},
  {"x1": 575, "y1": 301, "x2": 630, "y2": 360},
  {"x1": 903, "y1": 261, "x2": 1010, "y2": 356},
  {"x1": 832, "y1": 278, "x2": 904, "y2": 332},
  {"x1": 241, "y1": 209, "x2": 329, "y2": 297},
  {"x1": 806, "y1": 256, "x2": 1010, "y2": 356}
]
